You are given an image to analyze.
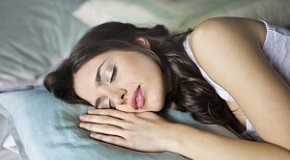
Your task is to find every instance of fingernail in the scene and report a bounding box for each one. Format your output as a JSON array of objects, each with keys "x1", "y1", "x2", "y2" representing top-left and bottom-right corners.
[
  {"x1": 90, "y1": 133, "x2": 96, "y2": 137},
  {"x1": 88, "y1": 109, "x2": 94, "y2": 114},
  {"x1": 79, "y1": 115, "x2": 85, "y2": 120},
  {"x1": 79, "y1": 123, "x2": 85, "y2": 128}
]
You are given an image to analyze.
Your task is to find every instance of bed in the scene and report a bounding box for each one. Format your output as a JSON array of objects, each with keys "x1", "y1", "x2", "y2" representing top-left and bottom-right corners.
[{"x1": 1, "y1": 0, "x2": 290, "y2": 159}]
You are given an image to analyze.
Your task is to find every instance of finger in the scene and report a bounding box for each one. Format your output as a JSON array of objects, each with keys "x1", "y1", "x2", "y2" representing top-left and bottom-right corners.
[
  {"x1": 79, "y1": 114, "x2": 129, "y2": 127},
  {"x1": 90, "y1": 133, "x2": 128, "y2": 148},
  {"x1": 88, "y1": 109, "x2": 135, "y2": 121},
  {"x1": 79, "y1": 122, "x2": 125, "y2": 136}
]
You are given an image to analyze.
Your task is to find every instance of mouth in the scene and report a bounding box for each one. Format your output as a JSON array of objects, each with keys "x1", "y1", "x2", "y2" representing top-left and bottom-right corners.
[{"x1": 131, "y1": 85, "x2": 144, "y2": 110}]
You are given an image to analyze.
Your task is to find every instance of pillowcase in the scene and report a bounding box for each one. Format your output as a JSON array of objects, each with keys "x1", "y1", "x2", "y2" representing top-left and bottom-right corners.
[
  {"x1": 73, "y1": 0, "x2": 290, "y2": 31},
  {"x1": 0, "y1": 86, "x2": 238, "y2": 160}
]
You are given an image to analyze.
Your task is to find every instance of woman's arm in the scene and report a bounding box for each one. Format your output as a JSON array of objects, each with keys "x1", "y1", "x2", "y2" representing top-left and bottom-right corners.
[
  {"x1": 167, "y1": 123, "x2": 290, "y2": 160},
  {"x1": 181, "y1": 17, "x2": 290, "y2": 159}
]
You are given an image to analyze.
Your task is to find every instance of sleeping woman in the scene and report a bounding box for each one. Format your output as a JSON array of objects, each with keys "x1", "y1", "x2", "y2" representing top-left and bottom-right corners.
[{"x1": 44, "y1": 17, "x2": 290, "y2": 159}]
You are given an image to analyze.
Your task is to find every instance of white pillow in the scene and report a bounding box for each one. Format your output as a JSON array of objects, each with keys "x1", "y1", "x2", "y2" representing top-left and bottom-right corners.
[
  {"x1": 73, "y1": 0, "x2": 182, "y2": 30},
  {"x1": 73, "y1": 0, "x2": 290, "y2": 31}
]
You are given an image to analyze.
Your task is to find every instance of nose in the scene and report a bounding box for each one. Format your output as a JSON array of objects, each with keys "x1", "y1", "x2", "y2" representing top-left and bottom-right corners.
[{"x1": 103, "y1": 87, "x2": 127, "y2": 105}]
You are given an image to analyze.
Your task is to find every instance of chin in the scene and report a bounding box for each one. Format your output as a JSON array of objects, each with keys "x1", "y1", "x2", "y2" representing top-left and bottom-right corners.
[
  {"x1": 142, "y1": 105, "x2": 162, "y2": 112},
  {"x1": 152, "y1": 105, "x2": 164, "y2": 112},
  {"x1": 148, "y1": 98, "x2": 165, "y2": 112}
]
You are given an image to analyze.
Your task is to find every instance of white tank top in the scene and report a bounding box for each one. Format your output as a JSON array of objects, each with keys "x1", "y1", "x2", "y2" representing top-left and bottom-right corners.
[{"x1": 183, "y1": 21, "x2": 290, "y2": 142}]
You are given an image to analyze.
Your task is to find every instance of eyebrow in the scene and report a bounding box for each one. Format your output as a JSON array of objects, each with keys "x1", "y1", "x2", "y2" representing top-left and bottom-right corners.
[
  {"x1": 95, "y1": 59, "x2": 108, "y2": 84},
  {"x1": 94, "y1": 58, "x2": 108, "y2": 108}
]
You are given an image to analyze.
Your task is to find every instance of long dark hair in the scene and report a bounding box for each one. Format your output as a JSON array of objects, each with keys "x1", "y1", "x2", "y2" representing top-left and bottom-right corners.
[{"x1": 44, "y1": 22, "x2": 244, "y2": 133}]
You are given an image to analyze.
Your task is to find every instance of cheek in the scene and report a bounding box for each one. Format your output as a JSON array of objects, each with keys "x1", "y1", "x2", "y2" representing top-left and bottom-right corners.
[
  {"x1": 146, "y1": 87, "x2": 166, "y2": 111},
  {"x1": 117, "y1": 64, "x2": 141, "y2": 82}
]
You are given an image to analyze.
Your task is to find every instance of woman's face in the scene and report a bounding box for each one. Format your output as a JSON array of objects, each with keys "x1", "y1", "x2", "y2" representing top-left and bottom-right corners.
[{"x1": 74, "y1": 50, "x2": 168, "y2": 112}]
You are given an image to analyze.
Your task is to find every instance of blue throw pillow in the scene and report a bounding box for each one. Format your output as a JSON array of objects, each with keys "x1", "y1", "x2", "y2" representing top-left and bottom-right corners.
[{"x1": 0, "y1": 86, "x2": 238, "y2": 160}]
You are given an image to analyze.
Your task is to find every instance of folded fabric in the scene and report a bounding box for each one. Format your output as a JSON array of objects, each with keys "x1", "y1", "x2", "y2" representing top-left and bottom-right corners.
[{"x1": 3, "y1": 134, "x2": 19, "y2": 154}]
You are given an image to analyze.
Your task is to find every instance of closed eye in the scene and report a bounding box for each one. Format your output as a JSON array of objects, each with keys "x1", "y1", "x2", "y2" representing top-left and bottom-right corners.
[
  {"x1": 95, "y1": 98, "x2": 101, "y2": 108},
  {"x1": 110, "y1": 66, "x2": 117, "y2": 83},
  {"x1": 109, "y1": 99, "x2": 115, "y2": 109},
  {"x1": 105, "y1": 98, "x2": 115, "y2": 109}
]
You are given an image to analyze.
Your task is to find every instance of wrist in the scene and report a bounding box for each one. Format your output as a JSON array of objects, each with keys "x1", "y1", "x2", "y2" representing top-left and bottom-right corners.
[
  {"x1": 163, "y1": 123, "x2": 206, "y2": 160},
  {"x1": 163, "y1": 123, "x2": 198, "y2": 153},
  {"x1": 161, "y1": 123, "x2": 181, "y2": 152}
]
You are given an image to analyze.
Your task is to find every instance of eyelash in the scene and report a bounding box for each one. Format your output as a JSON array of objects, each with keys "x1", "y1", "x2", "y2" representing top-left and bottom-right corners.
[
  {"x1": 106, "y1": 98, "x2": 115, "y2": 109},
  {"x1": 108, "y1": 65, "x2": 117, "y2": 109},
  {"x1": 110, "y1": 66, "x2": 117, "y2": 83},
  {"x1": 109, "y1": 99, "x2": 115, "y2": 109}
]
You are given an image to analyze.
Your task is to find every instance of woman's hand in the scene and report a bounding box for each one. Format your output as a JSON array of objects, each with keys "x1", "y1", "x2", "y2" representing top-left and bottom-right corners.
[{"x1": 79, "y1": 109, "x2": 177, "y2": 152}]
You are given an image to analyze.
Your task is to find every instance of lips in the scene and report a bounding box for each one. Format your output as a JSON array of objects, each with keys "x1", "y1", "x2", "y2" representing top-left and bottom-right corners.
[{"x1": 131, "y1": 85, "x2": 144, "y2": 110}]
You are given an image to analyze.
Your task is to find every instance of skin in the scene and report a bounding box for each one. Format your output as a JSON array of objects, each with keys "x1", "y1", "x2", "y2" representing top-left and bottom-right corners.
[{"x1": 78, "y1": 17, "x2": 290, "y2": 159}]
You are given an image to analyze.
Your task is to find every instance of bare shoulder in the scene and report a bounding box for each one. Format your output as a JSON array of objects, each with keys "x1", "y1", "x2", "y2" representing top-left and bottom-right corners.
[
  {"x1": 187, "y1": 17, "x2": 268, "y2": 80},
  {"x1": 189, "y1": 17, "x2": 266, "y2": 50},
  {"x1": 187, "y1": 17, "x2": 268, "y2": 89},
  {"x1": 187, "y1": 17, "x2": 290, "y2": 150}
]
